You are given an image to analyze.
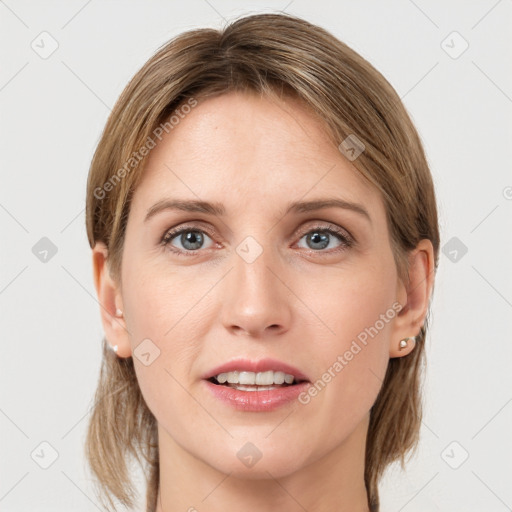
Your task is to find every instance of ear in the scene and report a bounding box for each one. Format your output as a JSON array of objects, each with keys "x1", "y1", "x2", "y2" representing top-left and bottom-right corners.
[
  {"x1": 92, "y1": 242, "x2": 132, "y2": 358},
  {"x1": 389, "y1": 239, "x2": 435, "y2": 358}
]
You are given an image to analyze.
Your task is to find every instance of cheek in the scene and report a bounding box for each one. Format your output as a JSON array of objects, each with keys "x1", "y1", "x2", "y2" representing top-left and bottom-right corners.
[
  {"x1": 122, "y1": 266, "x2": 207, "y2": 431},
  {"x1": 122, "y1": 257, "x2": 206, "y2": 340},
  {"x1": 301, "y1": 259, "x2": 396, "y2": 404},
  {"x1": 121, "y1": 260, "x2": 210, "y2": 391},
  {"x1": 306, "y1": 256, "x2": 397, "y2": 347}
]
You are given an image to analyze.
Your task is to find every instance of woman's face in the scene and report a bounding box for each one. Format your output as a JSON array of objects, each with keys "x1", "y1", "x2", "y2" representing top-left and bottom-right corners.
[{"x1": 113, "y1": 91, "x2": 409, "y2": 477}]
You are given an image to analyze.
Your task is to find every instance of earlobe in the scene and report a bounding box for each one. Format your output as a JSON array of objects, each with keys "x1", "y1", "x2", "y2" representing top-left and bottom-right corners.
[
  {"x1": 389, "y1": 239, "x2": 435, "y2": 359},
  {"x1": 91, "y1": 242, "x2": 132, "y2": 358},
  {"x1": 389, "y1": 335, "x2": 417, "y2": 357}
]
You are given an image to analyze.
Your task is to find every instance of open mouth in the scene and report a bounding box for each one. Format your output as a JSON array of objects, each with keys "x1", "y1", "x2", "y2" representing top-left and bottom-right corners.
[
  {"x1": 207, "y1": 375, "x2": 307, "y2": 391},
  {"x1": 203, "y1": 366, "x2": 311, "y2": 410}
]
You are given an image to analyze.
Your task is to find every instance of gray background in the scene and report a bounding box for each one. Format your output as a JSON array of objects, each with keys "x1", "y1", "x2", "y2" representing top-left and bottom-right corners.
[{"x1": 1, "y1": 1, "x2": 511, "y2": 510}]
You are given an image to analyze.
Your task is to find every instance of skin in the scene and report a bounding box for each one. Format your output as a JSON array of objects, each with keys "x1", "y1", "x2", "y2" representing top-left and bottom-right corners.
[{"x1": 92, "y1": 90, "x2": 435, "y2": 512}]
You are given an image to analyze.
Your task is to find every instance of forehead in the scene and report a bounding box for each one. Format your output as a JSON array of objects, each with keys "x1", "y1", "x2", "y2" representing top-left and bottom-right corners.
[{"x1": 130, "y1": 91, "x2": 381, "y2": 219}]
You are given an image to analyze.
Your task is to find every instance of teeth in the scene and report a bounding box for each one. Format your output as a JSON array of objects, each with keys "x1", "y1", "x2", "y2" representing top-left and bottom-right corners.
[
  {"x1": 230, "y1": 384, "x2": 277, "y2": 391},
  {"x1": 216, "y1": 373, "x2": 229, "y2": 384},
  {"x1": 271, "y1": 371, "x2": 285, "y2": 385},
  {"x1": 284, "y1": 373, "x2": 294, "y2": 384},
  {"x1": 214, "y1": 370, "x2": 297, "y2": 386},
  {"x1": 239, "y1": 371, "x2": 255, "y2": 385},
  {"x1": 226, "y1": 371, "x2": 239, "y2": 384}
]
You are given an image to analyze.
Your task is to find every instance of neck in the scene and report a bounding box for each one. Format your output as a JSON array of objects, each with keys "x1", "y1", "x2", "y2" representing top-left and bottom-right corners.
[{"x1": 154, "y1": 413, "x2": 371, "y2": 512}]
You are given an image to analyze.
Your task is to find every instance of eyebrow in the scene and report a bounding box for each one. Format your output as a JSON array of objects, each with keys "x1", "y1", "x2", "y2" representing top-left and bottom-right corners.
[{"x1": 144, "y1": 197, "x2": 371, "y2": 223}]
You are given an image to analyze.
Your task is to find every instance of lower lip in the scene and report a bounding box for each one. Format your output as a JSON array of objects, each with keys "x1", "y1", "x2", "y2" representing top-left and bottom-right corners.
[{"x1": 202, "y1": 379, "x2": 311, "y2": 412}]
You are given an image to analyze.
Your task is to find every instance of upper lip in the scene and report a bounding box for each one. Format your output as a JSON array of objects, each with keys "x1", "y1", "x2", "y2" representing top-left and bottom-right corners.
[{"x1": 203, "y1": 357, "x2": 310, "y2": 382}]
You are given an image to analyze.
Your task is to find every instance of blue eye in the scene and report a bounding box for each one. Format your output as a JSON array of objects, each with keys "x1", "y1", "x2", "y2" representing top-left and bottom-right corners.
[
  {"x1": 161, "y1": 228, "x2": 215, "y2": 255},
  {"x1": 297, "y1": 228, "x2": 352, "y2": 251},
  {"x1": 161, "y1": 224, "x2": 353, "y2": 257}
]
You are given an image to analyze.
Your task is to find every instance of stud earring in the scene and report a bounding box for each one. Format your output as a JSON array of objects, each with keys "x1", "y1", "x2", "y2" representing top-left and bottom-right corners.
[
  {"x1": 107, "y1": 343, "x2": 118, "y2": 352},
  {"x1": 115, "y1": 308, "x2": 123, "y2": 318},
  {"x1": 399, "y1": 336, "x2": 416, "y2": 351}
]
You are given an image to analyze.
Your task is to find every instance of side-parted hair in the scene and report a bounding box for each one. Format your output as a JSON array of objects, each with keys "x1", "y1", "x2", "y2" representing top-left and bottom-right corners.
[{"x1": 85, "y1": 12, "x2": 439, "y2": 512}]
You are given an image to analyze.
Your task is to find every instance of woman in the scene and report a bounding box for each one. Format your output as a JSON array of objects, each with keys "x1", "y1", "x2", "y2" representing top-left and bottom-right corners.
[{"x1": 85, "y1": 12, "x2": 439, "y2": 512}]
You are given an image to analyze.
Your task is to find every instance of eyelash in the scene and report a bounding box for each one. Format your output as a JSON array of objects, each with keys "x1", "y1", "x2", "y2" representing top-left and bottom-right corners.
[{"x1": 160, "y1": 223, "x2": 354, "y2": 258}]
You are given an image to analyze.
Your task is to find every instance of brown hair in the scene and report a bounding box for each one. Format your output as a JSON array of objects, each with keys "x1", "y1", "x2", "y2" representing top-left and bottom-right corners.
[{"x1": 84, "y1": 12, "x2": 439, "y2": 512}]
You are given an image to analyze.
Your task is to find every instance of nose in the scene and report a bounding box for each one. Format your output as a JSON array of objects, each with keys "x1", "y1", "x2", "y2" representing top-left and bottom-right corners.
[{"x1": 220, "y1": 242, "x2": 292, "y2": 338}]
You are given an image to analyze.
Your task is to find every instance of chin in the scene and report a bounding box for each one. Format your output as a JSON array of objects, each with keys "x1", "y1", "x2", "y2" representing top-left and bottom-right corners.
[{"x1": 205, "y1": 441, "x2": 309, "y2": 480}]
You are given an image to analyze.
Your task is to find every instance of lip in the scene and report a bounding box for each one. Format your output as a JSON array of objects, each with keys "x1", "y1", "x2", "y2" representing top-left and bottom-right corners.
[
  {"x1": 202, "y1": 357, "x2": 310, "y2": 382},
  {"x1": 202, "y1": 379, "x2": 311, "y2": 412}
]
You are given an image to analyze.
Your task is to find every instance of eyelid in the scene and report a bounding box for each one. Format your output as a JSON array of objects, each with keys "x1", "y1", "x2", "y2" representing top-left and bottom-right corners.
[
  {"x1": 161, "y1": 221, "x2": 216, "y2": 242},
  {"x1": 160, "y1": 219, "x2": 355, "y2": 254},
  {"x1": 295, "y1": 220, "x2": 354, "y2": 244}
]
